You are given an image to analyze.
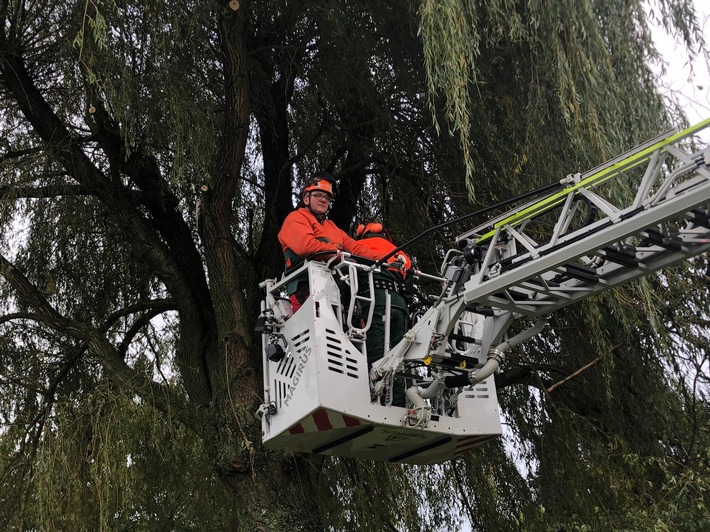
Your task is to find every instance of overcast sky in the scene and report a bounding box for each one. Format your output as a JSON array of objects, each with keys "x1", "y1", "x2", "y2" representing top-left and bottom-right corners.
[{"x1": 652, "y1": 1, "x2": 710, "y2": 131}]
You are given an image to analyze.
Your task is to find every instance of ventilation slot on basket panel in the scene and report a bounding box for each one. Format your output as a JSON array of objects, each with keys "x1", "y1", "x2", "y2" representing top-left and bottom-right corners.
[
  {"x1": 462, "y1": 382, "x2": 490, "y2": 400},
  {"x1": 273, "y1": 329, "x2": 311, "y2": 408},
  {"x1": 324, "y1": 328, "x2": 360, "y2": 379},
  {"x1": 273, "y1": 357, "x2": 294, "y2": 408},
  {"x1": 290, "y1": 329, "x2": 311, "y2": 350}
]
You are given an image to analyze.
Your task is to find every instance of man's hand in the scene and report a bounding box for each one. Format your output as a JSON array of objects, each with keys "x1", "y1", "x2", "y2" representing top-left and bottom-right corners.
[{"x1": 390, "y1": 254, "x2": 407, "y2": 269}]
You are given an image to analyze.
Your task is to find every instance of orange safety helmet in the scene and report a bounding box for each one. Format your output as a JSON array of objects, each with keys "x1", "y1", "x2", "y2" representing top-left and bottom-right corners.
[
  {"x1": 356, "y1": 222, "x2": 392, "y2": 242},
  {"x1": 302, "y1": 172, "x2": 336, "y2": 199}
]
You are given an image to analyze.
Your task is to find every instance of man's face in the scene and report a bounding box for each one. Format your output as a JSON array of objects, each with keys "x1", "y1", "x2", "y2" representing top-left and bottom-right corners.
[{"x1": 304, "y1": 191, "x2": 332, "y2": 215}]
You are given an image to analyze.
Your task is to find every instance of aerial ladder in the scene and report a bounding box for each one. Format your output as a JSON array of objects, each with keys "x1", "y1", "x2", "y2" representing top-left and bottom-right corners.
[{"x1": 257, "y1": 118, "x2": 710, "y2": 465}]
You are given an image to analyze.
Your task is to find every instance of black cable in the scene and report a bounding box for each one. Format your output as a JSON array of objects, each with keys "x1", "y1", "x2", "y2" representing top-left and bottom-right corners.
[{"x1": 373, "y1": 180, "x2": 564, "y2": 268}]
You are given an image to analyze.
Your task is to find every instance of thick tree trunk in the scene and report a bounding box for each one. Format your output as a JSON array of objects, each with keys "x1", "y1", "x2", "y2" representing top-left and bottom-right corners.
[{"x1": 196, "y1": 5, "x2": 323, "y2": 527}]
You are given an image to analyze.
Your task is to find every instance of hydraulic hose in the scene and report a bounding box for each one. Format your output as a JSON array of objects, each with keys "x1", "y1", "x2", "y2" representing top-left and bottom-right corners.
[
  {"x1": 495, "y1": 317, "x2": 547, "y2": 353},
  {"x1": 411, "y1": 317, "x2": 549, "y2": 396},
  {"x1": 443, "y1": 317, "x2": 547, "y2": 388},
  {"x1": 403, "y1": 315, "x2": 546, "y2": 427}
]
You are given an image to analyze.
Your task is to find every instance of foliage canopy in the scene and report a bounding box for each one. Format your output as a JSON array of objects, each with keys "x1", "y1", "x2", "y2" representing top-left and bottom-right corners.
[{"x1": 1, "y1": 0, "x2": 709, "y2": 530}]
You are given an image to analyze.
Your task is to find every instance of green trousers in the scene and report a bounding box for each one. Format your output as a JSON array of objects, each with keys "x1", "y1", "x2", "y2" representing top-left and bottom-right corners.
[{"x1": 362, "y1": 288, "x2": 408, "y2": 407}]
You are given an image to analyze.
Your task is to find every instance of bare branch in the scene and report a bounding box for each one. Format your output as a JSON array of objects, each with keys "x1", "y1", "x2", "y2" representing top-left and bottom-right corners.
[
  {"x1": 117, "y1": 302, "x2": 176, "y2": 357},
  {"x1": 0, "y1": 184, "x2": 91, "y2": 199},
  {"x1": 100, "y1": 299, "x2": 176, "y2": 333},
  {"x1": 0, "y1": 253, "x2": 88, "y2": 339},
  {"x1": 0, "y1": 146, "x2": 43, "y2": 162},
  {"x1": 547, "y1": 357, "x2": 602, "y2": 394},
  {"x1": 0, "y1": 312, "x2": 40, "y2": 325}
]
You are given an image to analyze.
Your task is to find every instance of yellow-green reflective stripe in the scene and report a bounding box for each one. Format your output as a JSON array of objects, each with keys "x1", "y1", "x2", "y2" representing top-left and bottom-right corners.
[{"x1": 475, "y1": 117, "x2": 710, "y2": 244}]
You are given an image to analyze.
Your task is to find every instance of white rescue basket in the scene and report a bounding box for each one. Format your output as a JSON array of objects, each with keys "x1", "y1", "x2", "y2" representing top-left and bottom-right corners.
[{"x1": 257, "y1": 258, "x2": 501, "y2": 465}]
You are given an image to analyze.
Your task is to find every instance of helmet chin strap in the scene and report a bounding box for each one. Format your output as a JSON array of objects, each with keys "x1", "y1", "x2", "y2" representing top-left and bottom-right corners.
[{"x1": 305, "y1": 195, "x2": 328, "y2": 222}]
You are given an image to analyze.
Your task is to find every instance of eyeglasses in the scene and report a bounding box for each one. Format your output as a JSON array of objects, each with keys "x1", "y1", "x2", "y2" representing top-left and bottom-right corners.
[{"x1": 309, "y1": 192, "x2": 332, "y2": 202}]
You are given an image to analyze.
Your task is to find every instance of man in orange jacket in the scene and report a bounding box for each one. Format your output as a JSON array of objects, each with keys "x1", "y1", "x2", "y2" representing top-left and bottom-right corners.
[
  {"x1": 278, "y1": 172, "x2": 382, "y2": 312},
  {"x1": 355, "y1": 222, "x2": 412, "y2": 407}
]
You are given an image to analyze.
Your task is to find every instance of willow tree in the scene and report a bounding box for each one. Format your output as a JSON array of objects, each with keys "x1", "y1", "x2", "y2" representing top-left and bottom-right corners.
[{"x1": 1, "y1": 0, "x2": 708, "y2": 530}]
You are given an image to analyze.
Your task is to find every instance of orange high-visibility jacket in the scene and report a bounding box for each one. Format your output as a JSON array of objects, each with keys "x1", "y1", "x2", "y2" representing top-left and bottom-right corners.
[
  {"x1": 356, "y1": 235, "x2": 411, "y2": 279},
  {"x1": 278, "y1": 208, "x2": 383, "y2": 286}
]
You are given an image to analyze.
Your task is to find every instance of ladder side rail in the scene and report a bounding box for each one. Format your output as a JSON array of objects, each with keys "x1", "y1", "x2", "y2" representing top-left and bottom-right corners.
[
  {"x1": 484, "y1": 152, "x2": 710, "y2": 279},
  {"x1": 572, "y1": 119, "x2": 709, "y2": 193},
  {"x1": 578, "y1": 127, "x2": 680, "y2": 180},
  {"x1": 461, "y1": 164, "x2": 621, "y2": 245},
  {"x1": 465, "y1": 182, "x2": 710, "y2": 300},
  {"x1": 489, "y1": 233, "x2": 710, "y2": 318},
  {"x1": 473, "y1": 162, "x2": 641, "y2": 245},
  {"x1": 463, "y1": 182, "x2": 710, "y2": 314},
  {"x1": 467, "y1": 120, "x2": 710, "y2": 246},
  {"x1": 456, "y1": 186, "x2": 573, "y2": 243},
  {"x1": 456, "y1": 125, "x2": 685, "y2": 243},
  {"x1": 474, "y1": 226, "x2": 710, "y2": 318}
]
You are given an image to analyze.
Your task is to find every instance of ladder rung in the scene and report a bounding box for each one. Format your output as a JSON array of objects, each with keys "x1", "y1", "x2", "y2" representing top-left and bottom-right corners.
[
  {"x1": 525, "y1": 277, "x2": 561, "y2": 288},
  {"x1": 644, "y1": 227, "x2": 682, "y2": 251},
  {"x1": 601, "y1": 246, "x2": 638, "y2": 268},
  {"x1": 494, "y1": 289, "x2": 530, "y2": 301},
  {"x1": 690, "y1": 209, "x2": 710, "y2": 229},
  {"x1": 556, "y1": 263, "x2": 599, "y2": 284}
]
